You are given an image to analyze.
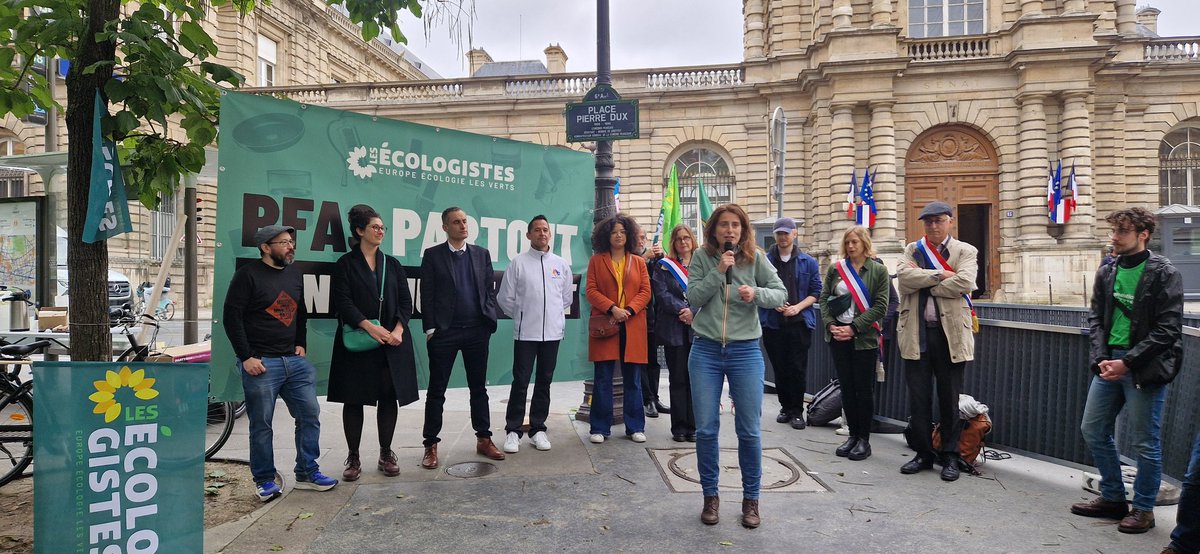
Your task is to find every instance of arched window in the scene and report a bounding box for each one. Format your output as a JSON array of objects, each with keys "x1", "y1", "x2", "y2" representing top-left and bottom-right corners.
[
  {"x1": 0, "y1": 130, "x2": 28, "y2": 198},
  {"x1": 665, "y1": 145, "x2": 735, "y2": 230},
  {"x1": 1160, "y1": 121, "x2": 1200, "y2": 206}
]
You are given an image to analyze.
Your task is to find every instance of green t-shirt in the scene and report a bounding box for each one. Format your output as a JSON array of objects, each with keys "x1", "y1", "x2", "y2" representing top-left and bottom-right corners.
[{"x1": 1109, "y1": 260, "x2": 1146, "y2": 348}]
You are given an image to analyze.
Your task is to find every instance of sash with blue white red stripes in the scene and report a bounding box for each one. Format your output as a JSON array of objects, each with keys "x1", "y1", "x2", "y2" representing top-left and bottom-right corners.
[
  {"x1": 660, "y1": 256, "x2": 688, "y2": 292},
  {"x1": 834, "y1": 259, "x2": 883, "y2": 358},
  {"x1": 915, "y1": 237, "x2": 978, "y2": 330}
]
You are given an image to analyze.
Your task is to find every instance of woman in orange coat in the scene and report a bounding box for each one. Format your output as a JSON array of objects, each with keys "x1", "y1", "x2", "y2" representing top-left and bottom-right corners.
[{"x1": 585, "y1": 213, "x2": 652, "y2": 444}]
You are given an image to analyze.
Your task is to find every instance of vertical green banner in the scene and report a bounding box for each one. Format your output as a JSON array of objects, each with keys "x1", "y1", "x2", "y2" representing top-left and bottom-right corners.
[
  {"x1": 33, "y1": 362, "x2": 207, "y2": 553},
  {"x1": 212, "y1": 92, "x2": 596, "y2": 401}
]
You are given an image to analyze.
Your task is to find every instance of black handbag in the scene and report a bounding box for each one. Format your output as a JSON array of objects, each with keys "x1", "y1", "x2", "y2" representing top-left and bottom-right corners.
[{"x1": 342, "y1": 255, "x2": 386, "y2": 352}]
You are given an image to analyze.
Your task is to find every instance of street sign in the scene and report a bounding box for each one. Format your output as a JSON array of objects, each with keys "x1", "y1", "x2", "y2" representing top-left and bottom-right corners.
[{"x1": 565, "y1": 99, "x2": 639, "y2": 142}]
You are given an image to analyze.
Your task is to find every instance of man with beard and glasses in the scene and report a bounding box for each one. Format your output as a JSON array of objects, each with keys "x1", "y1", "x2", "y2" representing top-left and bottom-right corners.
[
  {"x1": 1072, "y1": 207, "x2": 1184, "y2": 535},
  {"x1": 223, "y1": 225, "x2": 337, "y2": 502}
]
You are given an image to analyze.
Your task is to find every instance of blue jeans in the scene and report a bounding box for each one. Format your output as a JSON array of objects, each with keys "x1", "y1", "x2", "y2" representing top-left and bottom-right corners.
[
  {"x1": 239, "y1": 355, "x2": 323, "y2": 485},
  {"x1": 590, "y1": 360, "x2": 645, "y2": 436},
  {"x1": 1079, "y1": 364, "x2": 1167, "y2": 512},
  {"x1": 1170, "y1": 432, "x2": 1200, "y2": 554},
  {"x1": 689, "y1": 337, "x2": 764, "y2": 500}
]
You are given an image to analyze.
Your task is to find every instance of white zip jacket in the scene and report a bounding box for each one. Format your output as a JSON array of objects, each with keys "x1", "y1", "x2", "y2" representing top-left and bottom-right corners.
[{"x1": 497, "y1": 247, "x2": 574, "y2": 341}]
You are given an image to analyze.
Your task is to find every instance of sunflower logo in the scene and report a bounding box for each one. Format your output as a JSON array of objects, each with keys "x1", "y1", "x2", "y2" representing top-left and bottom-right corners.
[
  {"x1": 89, "y1": 367, "x2": 160, "y2": 423},
  {"x1": 346, "y1": 146, "x2": 376, "y2": 179}
]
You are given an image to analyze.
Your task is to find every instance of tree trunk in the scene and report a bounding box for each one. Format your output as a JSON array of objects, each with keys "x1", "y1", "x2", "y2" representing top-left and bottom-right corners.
[{"x1": 63, "y1": 0, "x2": 120, "y2": 361}]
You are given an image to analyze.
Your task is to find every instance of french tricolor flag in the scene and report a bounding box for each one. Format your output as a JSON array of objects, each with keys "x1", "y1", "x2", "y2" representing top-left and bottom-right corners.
[
  {"x1": 855, "y1": 168, "x2": 877, "y2": 228},
  {"x1": 1047, "y1": 161, "x2": 1073, "y2": 224}
]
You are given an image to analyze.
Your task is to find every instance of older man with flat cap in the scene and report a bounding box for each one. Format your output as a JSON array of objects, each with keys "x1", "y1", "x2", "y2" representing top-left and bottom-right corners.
[
  {"x1": 223, "y1": 224, "x2": 338, "y2": 502},
  {"x1": 895, "y1": 201, "x2": 978, "y2": 482}
]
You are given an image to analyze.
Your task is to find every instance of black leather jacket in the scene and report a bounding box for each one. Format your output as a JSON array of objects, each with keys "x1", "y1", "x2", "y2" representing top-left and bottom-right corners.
[{"x1": 1088, "y1": 251, "x2": 1184, "y2": 387}]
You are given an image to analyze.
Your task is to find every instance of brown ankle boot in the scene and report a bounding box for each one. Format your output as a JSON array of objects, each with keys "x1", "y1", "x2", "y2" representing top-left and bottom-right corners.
[
  {"x1": 741, "y1": 499, "x2": 760, "y2": 529},
  {"x1": 342, "y1": 452, "x2": 361, "y2": 481},
  {"x1": 700, "y1": 495, "x2": 720, "y2": 525},
  {"x1": 378, "y1": 449, "x2": 400, "y2": 477}
]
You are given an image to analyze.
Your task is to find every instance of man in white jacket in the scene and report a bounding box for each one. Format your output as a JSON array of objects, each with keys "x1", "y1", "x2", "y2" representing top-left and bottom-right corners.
[{"x1": 497, "y1": 215, "x2": 574, "y2": 453}]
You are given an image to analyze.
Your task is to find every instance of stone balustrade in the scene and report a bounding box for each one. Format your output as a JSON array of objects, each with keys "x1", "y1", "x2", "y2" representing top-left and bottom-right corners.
[
  {"x1": 247, "y1": 64, "x2": 748, "y2": 104},
  {"x1": 1144, "y1": 38, "x2": 1200, "y2": 62},
  {"x1": 904, "y1": 36, "x2": 994, "y2": 61}
]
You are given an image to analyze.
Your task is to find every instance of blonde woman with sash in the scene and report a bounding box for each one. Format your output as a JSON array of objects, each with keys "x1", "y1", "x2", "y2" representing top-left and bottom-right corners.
[{"x1": 820, "y1": 226, "x2": 890, "y2": 461}]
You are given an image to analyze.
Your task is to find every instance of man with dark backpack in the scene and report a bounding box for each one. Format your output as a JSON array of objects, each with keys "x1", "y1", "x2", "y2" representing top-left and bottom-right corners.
[{"x1": 1070, "y1": 207, "x2": 1183, "y2": 535}]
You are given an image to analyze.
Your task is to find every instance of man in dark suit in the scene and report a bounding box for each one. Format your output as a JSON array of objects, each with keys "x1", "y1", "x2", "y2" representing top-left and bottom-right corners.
[{"x1": 419, "y1": 206, "x2": 504, "y2": 468}]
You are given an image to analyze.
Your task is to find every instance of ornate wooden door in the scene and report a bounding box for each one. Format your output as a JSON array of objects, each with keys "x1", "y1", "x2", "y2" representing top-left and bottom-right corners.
[{"x1": 904, "y1": 126, "x2": 1000, "y2": 297}]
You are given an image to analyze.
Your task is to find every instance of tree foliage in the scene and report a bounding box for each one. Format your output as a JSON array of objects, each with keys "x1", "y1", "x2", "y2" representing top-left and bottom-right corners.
[{"x1": 0, "y1": 0, "x2": 471, "y2": 359}]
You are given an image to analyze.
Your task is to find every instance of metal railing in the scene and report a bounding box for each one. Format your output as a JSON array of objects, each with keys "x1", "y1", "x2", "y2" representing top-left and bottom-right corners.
[{"x1": 805, "y1": 303, "x2": 1200, "y2": 480}]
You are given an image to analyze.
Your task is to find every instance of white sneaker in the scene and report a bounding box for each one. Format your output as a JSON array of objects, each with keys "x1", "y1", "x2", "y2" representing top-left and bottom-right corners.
[
  {"x1": 530, "y1": 431, "x2": 552, "y2": 451},
  {"x1": 630, "y1": 432, "x2": 647, "y2": 443},
  {"x1": 589, "y1": 434, "x2": 605, "y2": 443},
  {"x1": 503, "y1": 432, "x2": 520, "y2": 454}
]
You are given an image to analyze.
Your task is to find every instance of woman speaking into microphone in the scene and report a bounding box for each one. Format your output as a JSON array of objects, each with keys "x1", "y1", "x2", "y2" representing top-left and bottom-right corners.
[{"x1": 686, "y1": 204, "x2": 786, "y2": 529}]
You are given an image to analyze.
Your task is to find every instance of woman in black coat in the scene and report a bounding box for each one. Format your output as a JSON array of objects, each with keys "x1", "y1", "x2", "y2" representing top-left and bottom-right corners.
[
  {"x1": 650, "y1": 223, "x2": 698, "y2": 442},
  {"x1": 329, "y1": 205, "x2": 418, "y2": 481}
]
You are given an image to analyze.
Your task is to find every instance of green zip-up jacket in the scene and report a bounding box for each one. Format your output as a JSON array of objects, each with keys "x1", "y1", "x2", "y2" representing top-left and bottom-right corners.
[
  {"x1": 819, "y1": 258, "x2": 891, "y2": 351},
  {"x1": 687, "y1": 248, "x2": 787, "y2": 344}
]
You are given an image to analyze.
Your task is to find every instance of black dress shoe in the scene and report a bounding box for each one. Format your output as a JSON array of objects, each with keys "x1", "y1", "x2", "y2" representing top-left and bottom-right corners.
[
  {"x1": 835, "y1": 437, "x2": 859, "y2": 457},
  {"x1": 672, "y1": 434, "x2": 686, "y2": 442},
  {"x1": 776, "y1": 411, "x2": 791, "y2": 424},
  {"x1": 655, "y1": 400, "x2": 671, "y2": 415},
  {"x1": 645, "y1": 402, "x2": 659, "y2": 418},
  {"x1": 848, "y1": 438, "x2": 871, "y2": 461},
  {"x1": 900, "y1": 453, "x2": 935, "y2": 474},
  {"x1": 790, "y1": 416, "x2": 806, "y2": 430},
  {"x1": 940, "y1": 454, "x2": 961, "y2": 481},
  {"x1": 685, "y1": 434, "x2": 697, "y2": 442}
]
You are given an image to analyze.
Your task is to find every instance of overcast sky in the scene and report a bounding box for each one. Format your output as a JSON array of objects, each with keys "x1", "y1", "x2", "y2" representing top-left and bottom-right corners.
[{"x1": 395, "y1": 0, "x2": 1199, "y2": 79}]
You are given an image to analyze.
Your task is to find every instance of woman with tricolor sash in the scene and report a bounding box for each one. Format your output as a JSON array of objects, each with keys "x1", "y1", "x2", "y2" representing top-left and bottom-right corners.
[
  {"x1": 820, "y1": 226, "x2": 890, "y2": 462},
  {"x1": 651, "y1": 223, "x2": 698, "y2": 443}
]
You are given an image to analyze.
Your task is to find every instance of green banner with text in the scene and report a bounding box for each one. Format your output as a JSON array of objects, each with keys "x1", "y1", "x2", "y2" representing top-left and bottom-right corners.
[
  {"x1": 33, "y1": 361, "x2": 207, "y2": 552},
  {"x1": 212, "y1": 92, "x2": 596, "y2": 400}
]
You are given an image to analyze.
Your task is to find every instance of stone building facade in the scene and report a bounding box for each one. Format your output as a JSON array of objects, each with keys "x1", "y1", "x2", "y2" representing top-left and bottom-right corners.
[
  {"x1": 0, "y1": 0, "x2": 433, "y2": 307},
  {"x1": 254, "y1": 0, "x2": 1199, "y2": 304}
]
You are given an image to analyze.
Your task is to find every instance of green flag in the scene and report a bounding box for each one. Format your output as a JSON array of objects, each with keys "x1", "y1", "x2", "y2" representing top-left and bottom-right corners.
[
  {"x1": 655, "y1": 165, "x2": 682, "y2": 243},
  {"x1": 83, "y1": 91, "x2": 133, "y2": 243},
  {"x1": 697, "y1": 175, "x2": 715, "y2": 225}
]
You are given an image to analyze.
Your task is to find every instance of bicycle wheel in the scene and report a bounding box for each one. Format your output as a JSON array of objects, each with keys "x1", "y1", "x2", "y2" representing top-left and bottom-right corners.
[
  {"x1": 205, "y1": 400, "x2": 235, "y2": 460},
  {"x1": 162, "y1": 303, "x2": 175, "y2": 321},
  {"x1": 0, "y1": 384, "x2": 34, "y2": 486}
]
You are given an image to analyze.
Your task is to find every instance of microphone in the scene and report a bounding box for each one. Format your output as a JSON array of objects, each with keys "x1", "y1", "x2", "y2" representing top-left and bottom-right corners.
[{"x1": 723, "y1": 241, "x2": 735, "y2": 285}]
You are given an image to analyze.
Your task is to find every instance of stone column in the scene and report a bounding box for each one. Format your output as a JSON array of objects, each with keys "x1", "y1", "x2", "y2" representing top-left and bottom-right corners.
[
  {"x1": 1016, "y1": 92, "x2": 1054, "y2": 245},
  {"x1": 868, "y1": 100, "x2": 899, "y2": 244},
  {"x1": 1063, "y1": 0, "x2": 1086, "y2": 14},
  {"x1": 743, "y1": 0, "x2": 766, "y2": 59},
  {"x1": 871, "y1": 0, "x2": 893, "y2": 28},
  {"x1": 830, "y1": 102, "x2": 858, "y2": 249},
  {"x1": 1116, "y1": 0, "x2": 1137, "y2": 35},
  {"x1": 1060, "y1": 91, "x2": 1096, "y2": 239},
  {"x1": 1020, "y1": 0, "x2": 1042, "y2": 18},
  {"x1": 833, "y1": 0, "x2": 854, "y2": 30}
]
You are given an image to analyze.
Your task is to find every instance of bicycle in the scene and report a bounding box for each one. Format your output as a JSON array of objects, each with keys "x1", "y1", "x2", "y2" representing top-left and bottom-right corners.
[
  {"x1": 0, "y1": 339, "x2": 50, "y2": 486},
  {"x1": 132, "y1": 296, "x2": 175, "y2": 321},
  {"x1": 114, "y1": 317, "x2": 235, "y2": 460}
]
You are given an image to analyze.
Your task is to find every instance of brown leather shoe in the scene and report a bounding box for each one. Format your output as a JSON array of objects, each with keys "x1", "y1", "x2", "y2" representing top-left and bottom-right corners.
[
  {"x1": 700, "y1": 496, "x2": 720, "y2": 525},
  {"x1": 421, "y1": 444, "x2": 439, "y2": 469},
  {"x1": 741, "y1": 499, "x2": 761, "y2": 529},
  {"x1": 342, "y1": 452, "x2": 361, "y2": 481},
  {"x1": 476, "y1": 437, "x2": 506, "y2": 461},
  {"x1": 379, "y1": 449, "x2": 400, "y2": 477},
  {"x1": 1118, "y1": 509, "x2": 1155, "y2": 534},
  {"x1": 1070, "y1": 497, "x2": 1129, "y2": 519},
  {"x1": 1160, "y1": 548, "x2": 1179, "y2": 554}
]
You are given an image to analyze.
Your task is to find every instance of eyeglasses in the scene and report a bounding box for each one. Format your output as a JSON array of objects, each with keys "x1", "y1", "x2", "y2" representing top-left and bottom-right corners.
[
  {"x1": 267, "y1": 239, "x2": 296, "y2": 247},
  {"x1": 369, "y1": 225, "x2": 387, "y2": 232}
]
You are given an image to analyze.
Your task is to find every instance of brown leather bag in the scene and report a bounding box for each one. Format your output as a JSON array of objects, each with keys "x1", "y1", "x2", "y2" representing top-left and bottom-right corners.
[
  {"x1": 933, "y1": 413, "x2": 993, "y2": 465},
  {"x1": 589, "y1": 314, "x2": 618, "y2": 338}
]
